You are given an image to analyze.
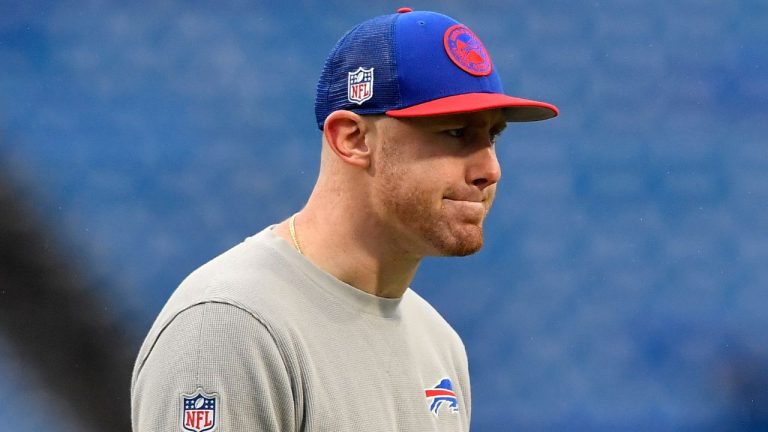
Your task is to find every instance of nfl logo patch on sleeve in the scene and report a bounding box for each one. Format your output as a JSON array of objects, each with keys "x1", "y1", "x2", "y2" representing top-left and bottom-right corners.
[
  {"x1": 347, "y1": 67, "x2": 374, "y2": 105},
  {"x1": 181, "y1": 388, "x2": 219, "y2": 432}
]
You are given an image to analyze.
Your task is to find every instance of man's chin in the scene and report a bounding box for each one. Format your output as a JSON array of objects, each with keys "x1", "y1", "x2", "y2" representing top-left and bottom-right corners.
[
  {"x1": 434, "y1": 225, "x2": 485, "y2": 257},
  {"x1": 445, "y1": 242, "x2": 483, "y2": 257}
]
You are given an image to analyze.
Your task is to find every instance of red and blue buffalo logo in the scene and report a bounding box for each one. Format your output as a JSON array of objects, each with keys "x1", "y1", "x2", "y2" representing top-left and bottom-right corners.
[
  {"x1": 181, "y1": 389, "x2": 218, "y2": 432},
  {"x1": 425, "y1": 378, "x2": 459, "y2": 416}
]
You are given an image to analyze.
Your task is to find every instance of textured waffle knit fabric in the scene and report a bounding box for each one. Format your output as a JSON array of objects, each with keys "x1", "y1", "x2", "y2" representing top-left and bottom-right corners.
[{"x1": 131, "y1": 226, "x2": 471, "y2": 431}]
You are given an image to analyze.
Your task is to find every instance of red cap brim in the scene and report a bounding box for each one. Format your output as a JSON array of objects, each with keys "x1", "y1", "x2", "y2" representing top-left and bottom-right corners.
[{"x1": 385, "y1": 92, "x2": 559, "y2": 122}]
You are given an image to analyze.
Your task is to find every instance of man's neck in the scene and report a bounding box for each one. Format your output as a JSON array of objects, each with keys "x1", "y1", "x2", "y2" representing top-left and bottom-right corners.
[{"x1": 274, "y1": 206, "x2": 421, "y2": 299}]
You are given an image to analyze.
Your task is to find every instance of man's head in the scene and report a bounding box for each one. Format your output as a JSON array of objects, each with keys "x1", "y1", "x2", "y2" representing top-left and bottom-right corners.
[
  {"x1": 312, "y1": 8, "x2": 558, "y2": 258},
  {"x1": 317, "y1": 108, "x2": 503, "y2": 258}
]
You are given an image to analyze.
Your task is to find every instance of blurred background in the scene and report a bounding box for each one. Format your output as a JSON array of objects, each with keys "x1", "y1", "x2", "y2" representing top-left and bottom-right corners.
[{"x1": 1, "y1": 0, "x2": 767, "y2": 430}]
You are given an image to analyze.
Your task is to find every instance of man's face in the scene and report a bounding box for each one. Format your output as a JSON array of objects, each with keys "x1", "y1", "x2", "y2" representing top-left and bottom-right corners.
[{"x1": 368, "y1": 109, "x2": 505, "y2": 257}]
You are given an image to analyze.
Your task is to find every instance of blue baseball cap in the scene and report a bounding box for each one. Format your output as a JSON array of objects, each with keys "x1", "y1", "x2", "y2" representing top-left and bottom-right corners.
[{"x1": 314, "y1": 7, "x2": 559, "y2": 130}]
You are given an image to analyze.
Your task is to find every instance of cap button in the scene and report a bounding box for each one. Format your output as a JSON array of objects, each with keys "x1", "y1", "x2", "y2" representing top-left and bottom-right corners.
[{"x1": 397, "y1": 7, "x2": 413, "y2": 13}]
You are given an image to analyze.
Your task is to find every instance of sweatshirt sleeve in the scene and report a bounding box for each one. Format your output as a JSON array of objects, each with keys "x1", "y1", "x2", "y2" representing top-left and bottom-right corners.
[{"x1": 131, "y1": 302, "x2": 298, "y2": 431}]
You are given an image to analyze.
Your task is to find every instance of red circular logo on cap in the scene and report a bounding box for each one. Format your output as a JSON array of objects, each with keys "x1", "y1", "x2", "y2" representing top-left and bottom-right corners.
[{"x1": 443, "y1": 24, "x2": 492, "y2": 76}]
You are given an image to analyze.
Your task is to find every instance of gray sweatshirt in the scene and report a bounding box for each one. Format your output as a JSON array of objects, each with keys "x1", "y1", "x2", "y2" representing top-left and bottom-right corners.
[{"x1": 131, "y1": 226, "x2": 471, "y2": 431}]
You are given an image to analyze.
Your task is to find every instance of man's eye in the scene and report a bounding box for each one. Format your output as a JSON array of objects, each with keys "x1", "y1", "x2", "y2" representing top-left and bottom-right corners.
[{"x1": 446, "y1": 128, "x2": 465, "y2": 138}]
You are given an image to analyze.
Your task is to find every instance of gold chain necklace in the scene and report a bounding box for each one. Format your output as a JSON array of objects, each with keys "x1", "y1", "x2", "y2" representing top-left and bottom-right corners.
[{"x1": 289, "y1": 213, "x2": 303, "y2": 255}]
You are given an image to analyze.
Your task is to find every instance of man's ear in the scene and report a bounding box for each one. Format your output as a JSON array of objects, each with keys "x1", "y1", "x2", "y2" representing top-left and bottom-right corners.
[{"x1": 322, "y1": 110, "x2": 371, "y2": 169}]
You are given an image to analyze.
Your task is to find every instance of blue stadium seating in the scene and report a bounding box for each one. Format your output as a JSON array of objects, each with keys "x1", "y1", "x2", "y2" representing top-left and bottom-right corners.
[{"x1": 1, "y1": 0, "x2": 767, "y2": 430}]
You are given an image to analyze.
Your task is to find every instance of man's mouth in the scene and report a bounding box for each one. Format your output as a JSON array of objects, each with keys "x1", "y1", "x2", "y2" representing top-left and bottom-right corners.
[{"x1": 442, "y1": 198, "x2": 486, "y2": 213}]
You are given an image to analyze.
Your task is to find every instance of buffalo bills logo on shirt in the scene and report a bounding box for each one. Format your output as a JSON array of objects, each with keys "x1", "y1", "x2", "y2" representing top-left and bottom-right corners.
[
  {"x1": 425, "y1": 378, "x2": 459, "y2": 416},
  {"x1": 348, "y1": 67, "x2": 374, "y2": 105},
  {"x1": 443, "y1": 24, "x2": 492, "y2": 76},
  {"x1": 181, "y1": 389, "x2": 218, "y2": 432}
]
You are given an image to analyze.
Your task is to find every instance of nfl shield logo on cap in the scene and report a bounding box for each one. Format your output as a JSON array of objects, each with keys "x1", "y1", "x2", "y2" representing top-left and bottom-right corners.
[
  {"x1": 347, "y1": 67, "x2": 374, "y2": 105},
  {"x1": 181, "y1": 388, "x2": 219, "y2": 432}
]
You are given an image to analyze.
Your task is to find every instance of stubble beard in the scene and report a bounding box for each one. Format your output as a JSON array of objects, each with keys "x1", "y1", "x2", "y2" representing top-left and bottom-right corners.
[{"x1": 375, "y1": 150, "x2": 492, "y2": 258}]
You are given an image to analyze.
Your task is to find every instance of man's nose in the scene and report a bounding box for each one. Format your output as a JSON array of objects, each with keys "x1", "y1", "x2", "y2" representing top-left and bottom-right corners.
[{"x1": 467, "y1": 144, "x2": 501, "y2": 190}]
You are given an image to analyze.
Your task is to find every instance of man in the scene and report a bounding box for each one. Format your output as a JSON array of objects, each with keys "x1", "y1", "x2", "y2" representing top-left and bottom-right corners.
[{"x1": 131, "y1": 7, "x2": 557, "y2": 431}]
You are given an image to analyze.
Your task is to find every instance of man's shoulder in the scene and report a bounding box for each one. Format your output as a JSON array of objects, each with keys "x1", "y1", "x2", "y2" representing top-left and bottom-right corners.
[
  {"x1": 402, "y1": 289, "x2": 465, "y2": 345},
  {"x1": 133, "y1": 229, "x2": 305, "y2": 384},
  {"x1": 156, "y1": 229, "x2": 305, "y2": 328},
  {"x1": 182, "y1": 233, "x2": 287, "y2": 296}
]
